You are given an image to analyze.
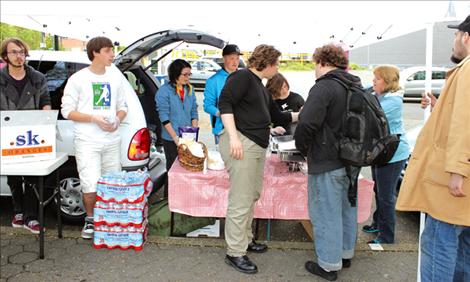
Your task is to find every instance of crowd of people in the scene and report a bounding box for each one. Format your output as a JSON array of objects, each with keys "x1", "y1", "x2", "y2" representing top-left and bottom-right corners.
[{"x1": 1, "y1": 14, "x2": 469, "y2": 281}]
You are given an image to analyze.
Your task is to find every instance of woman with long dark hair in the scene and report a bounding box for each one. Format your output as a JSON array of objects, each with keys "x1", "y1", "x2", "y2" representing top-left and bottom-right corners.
[{"x1": 155, "y1": 59, "x2": 198, "y2": 171}]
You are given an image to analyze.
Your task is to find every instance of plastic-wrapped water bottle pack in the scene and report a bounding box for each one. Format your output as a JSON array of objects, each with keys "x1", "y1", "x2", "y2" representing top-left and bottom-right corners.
[{"x1": 93, "y1": 169, "x2": 151, "y2": 251}]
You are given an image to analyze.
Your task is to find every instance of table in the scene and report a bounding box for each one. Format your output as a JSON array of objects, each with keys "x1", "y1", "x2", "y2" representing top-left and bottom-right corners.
[
  {"x1": 169, "y1": 155, "x2": 374, "y2": 224},
  {"x1": 1, "y1": 152, "x2": 69, "y2": 259}
]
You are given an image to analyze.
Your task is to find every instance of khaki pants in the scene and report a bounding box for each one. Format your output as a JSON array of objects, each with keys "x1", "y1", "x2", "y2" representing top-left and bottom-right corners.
[{"x1": 219, "y1": 130, "x2": 267, "y2": 256}]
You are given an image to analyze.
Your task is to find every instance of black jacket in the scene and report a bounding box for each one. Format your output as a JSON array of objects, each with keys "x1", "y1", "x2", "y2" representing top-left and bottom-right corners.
[
  {"x1": 294, "y1": 69, "x2": 362, "y2": 174},
  {"x1": 0, "y1": 65, "x2": 50, "y2": 110}
]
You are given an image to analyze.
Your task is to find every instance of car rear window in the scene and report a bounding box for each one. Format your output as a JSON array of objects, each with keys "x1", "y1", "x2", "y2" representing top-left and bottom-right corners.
[{"x1": 28, "y1": 60, "x2": 88, "y2": 119}]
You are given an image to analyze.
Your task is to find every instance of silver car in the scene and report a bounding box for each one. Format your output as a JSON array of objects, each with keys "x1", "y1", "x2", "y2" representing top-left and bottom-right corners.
[
  {"x1": 188, "y1": 59, "x2": 221, "y2": 87},
  {"x1": 401, "y1": 66, "x2": 448, "y2": 101}
]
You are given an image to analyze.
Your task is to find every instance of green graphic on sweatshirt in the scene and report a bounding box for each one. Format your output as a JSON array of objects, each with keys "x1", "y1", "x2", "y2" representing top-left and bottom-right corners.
[{"x1": 92, "y1": 82, "x2": 111, "y2": 109}]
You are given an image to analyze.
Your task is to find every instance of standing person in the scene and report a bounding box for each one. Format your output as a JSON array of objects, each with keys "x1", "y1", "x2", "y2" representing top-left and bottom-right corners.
[
  {"x1": 266, "y1": 72, "x2": 304, "y2": 135},
  {"x1": 155, "y1": 59, "x2": 198, "y2": 172},
  {"x1": 61, "y1": 36, "x2": 128, "y2": 239},
  {"x1": 0, "y1": 38, "x2": 51, "y2": 234},
  {"x1": 396, "y1": 15, "x2": 470, "y2": 281},
  {"x1": 361, "y1": 65, "x2": 410, "y2": 244},
  {"x1": 218, "y1": 44, "x2": 297, "y2": 274},
  {"x1": 294, "y1": 44, "x2": 362, "y2": 281},
  {"x1": 203, "y1": 44, "x2": 242, "y2": 145}
]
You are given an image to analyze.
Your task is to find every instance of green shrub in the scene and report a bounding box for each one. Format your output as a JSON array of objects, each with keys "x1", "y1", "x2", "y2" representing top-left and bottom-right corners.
[{"x1": 279, "y1": 61, "x2": 315, "y2": 72}]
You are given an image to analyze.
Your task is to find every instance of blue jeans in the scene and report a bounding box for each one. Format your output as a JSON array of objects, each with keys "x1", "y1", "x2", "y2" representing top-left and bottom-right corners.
[
  {"x1": 371, "y1": 159, "x2": 406, "y2": 243},
  {"x1": 421, "y1": 215, "x2": 470, "y2": 282},
  {"x1": 308, "y1": 167, "x2": 358, "y2": 271}
]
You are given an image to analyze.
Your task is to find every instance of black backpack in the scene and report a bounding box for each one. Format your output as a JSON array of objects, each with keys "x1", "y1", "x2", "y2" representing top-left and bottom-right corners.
[{"x1": 333, "y1": 78, "x2": 400, "y2": 167}]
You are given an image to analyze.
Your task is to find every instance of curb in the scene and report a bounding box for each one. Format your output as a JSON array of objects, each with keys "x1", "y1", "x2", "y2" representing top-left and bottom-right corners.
[{"x1": 0, "y1": 226, "x2": 417, "y2": 253}]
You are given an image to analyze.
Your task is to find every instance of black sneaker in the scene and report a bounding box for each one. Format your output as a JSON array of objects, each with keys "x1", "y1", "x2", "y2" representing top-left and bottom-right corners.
[
  {"x1": 305, "y1": 261, "x2": 337, "y2": 281},
  {"x1": 342, "y1": 259, "x2": 351, "y2": 268},
  {"x1": 81, "y1": 219, "x2": 94, "y2": 239},
  {"x1": 362, "y1": 224, "x2": 380, "y2": 233}
]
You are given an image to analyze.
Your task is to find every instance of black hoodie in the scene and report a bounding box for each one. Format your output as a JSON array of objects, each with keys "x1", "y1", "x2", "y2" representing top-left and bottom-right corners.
[{"x1": 294, "y1": 69, "x2": 362, "y2": 174}]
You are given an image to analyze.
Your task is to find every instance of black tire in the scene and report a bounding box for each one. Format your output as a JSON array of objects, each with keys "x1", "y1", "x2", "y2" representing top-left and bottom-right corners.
[{"x1": 45, "y1": 160, "x2": 86, "y2": 224}]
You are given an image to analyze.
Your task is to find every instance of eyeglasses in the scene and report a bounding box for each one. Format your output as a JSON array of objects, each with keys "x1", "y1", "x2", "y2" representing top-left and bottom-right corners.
[
  {"x1": 7, "y1": 50, "x2": 26, "y2": 57},
  {"x1": 180, "y1": 72, "x2": 192, "y2": 77}
]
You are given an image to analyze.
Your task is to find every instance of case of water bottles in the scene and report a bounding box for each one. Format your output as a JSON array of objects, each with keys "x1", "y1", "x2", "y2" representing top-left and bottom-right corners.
[{"x1": 93, "y1": 170, "x2": 152, "y2": 251}]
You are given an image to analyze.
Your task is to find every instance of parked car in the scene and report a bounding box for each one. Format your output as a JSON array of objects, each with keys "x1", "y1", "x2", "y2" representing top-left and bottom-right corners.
[
  {"x1": 188, "y1": 59, "x2": 221, "y2": 87},
  {"x1": 400, "y1": 67, "x2": 448, "y2": 101},
  {"x1": 1, "y1": 29, "x2": 226, "y2": 222},
  {"x1": 201, "y1": 55, "x2": 246, "y2": 69}
]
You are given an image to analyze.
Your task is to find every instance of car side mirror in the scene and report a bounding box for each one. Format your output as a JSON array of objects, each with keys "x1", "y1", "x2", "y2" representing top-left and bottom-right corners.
[
  {"x1": 406, "y1": 77, "x2": 413, "y2": 81},
  {"x1": 207, "y1": 67, "x2": 217, "y2": 72}
]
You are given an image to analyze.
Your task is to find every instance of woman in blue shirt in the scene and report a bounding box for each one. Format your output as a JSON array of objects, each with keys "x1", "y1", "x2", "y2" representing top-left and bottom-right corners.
[
  {"x1": 362, "y1": 65, "x2": 410, "y2": 244},
  {"x1": 155, "y1": 59, "x2": 198, "y2": 172}
]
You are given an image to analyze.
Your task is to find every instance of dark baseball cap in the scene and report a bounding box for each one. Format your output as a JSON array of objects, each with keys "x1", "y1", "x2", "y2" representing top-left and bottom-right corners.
[
  {"x1": 222, "y1": 44, "x2": 242, "y2": 56},
  {"x1": 447, "y1": 15, "x2": 470, "y2": 33}
]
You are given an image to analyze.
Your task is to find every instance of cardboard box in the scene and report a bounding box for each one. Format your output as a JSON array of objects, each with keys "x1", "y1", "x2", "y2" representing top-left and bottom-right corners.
[
  {"x1": 186, "y1": 219, "x2": 220, "y2": 238},
  {"x1": 1, "y1": 110, "x2": 58, "y2": 164}
]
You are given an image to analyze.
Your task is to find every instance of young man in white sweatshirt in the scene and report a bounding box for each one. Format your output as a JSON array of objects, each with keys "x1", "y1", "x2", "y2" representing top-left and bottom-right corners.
[{"x1": 61, "y1": 37, "x2": 129, "y2": 239}]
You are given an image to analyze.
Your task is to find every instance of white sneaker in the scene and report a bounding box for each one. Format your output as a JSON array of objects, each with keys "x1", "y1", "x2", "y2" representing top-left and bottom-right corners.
[{"x1": 81, "y1": 220, "x2": 94, "y2": 239}]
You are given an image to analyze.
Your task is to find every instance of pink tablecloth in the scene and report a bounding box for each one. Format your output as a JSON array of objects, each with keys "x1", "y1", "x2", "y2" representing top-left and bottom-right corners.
[{"x1": 168, "y1": 155, "x2": 374, "y2": 223}]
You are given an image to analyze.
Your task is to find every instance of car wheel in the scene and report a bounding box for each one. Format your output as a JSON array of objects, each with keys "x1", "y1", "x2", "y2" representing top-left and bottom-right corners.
[{"x1": 47, "y1": 163, "x2": 86, "y2": 223}]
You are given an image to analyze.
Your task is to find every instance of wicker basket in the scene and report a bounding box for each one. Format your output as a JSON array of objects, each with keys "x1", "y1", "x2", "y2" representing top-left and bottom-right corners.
[{"x1": 177, "y1": 142, "x2": 208, "y2": 172}]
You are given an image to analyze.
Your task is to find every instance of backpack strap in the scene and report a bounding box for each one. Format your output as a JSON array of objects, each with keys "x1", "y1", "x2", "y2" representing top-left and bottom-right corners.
[{"x1": 345, "y1": 165, "x2": 360, "y2": 207}]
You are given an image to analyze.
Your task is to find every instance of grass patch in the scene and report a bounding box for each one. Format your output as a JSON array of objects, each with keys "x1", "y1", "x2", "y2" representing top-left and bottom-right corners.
[{"x1": 279, "y1": 61, "x2": 315, "y2": 72}]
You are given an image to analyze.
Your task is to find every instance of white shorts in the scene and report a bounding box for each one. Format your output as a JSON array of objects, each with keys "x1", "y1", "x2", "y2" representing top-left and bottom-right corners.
[{"x1": 74, "y1": 139, "x2": 121, "y2": 193}]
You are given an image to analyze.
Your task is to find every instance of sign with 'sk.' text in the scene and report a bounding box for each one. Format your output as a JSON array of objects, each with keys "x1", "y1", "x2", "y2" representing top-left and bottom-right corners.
[{"x1": 1, "y1": 110, "x2": 58, "y2": 164}]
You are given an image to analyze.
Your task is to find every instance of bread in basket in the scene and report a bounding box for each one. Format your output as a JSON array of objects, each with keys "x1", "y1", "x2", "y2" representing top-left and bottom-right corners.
[{"x1": 177, "y1": 140, "x2": 208, "y2": 172}]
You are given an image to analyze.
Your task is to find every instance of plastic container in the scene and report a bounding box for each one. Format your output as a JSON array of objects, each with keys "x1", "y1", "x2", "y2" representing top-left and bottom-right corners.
[{"x1": 93, "y1": 222, "x2": 148, "y2": 251}]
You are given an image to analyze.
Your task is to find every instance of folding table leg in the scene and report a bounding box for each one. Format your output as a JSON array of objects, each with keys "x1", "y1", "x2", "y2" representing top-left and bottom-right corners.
[
  {"x1": 170, "y1": 212, "x2": 174, "y2": 236},
  {"x1": 38, "y1": 176, "x2": 45, "y2": 259},
  {"x1": 56, "y1": 171, "x2": 62, "y2": 238},
  {"x1": 266, "y1": 219, "x2": 271, "y2": 241}
]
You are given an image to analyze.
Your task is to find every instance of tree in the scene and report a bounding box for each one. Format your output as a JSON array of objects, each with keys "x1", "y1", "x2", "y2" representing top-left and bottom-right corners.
[{"x1": 1, "y1": 22, "x2": 55, "y2": 50}]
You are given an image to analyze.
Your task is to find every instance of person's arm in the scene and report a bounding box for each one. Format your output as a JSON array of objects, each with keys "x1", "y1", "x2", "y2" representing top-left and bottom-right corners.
[
  {"x1": 420, "y1": 92, "x2": 437, "y2": 111},
  {"x1": 38, "y1": 75, "x2": 51, "y2": 110},
  {"x1": 61, "y1": 76, "x2": 113, "y2": 131},
  {"x1": 445, "y1": 66, "x2": 470, "y2": 197},
  {"x1": 219, "y1": 71, "x2": 249, "y2": 160},
  {"x1": 221, "y1": 113, "x2": 243, "y2": 160},
  {"x1": 163, "y1": 122, "x2": 180, "y2": 145},
  {"x1": 270, "y1": 95, "x2": 292, "y2": 126},
  {"x1": 108, "y1": 76, "x2": 131, "y2": 131},
  {"x1": 294, "y1": 84, "x2": 329, "y2": 156},
  {"x1": 190, "y1": 87, "x2": 199, "y2": 128},
  {"x1": 156, "y1": 86, "x2": 179, "y2": 145},
  {"x1": 203, "y1": 77, "x2": 220, "y2": 117}
]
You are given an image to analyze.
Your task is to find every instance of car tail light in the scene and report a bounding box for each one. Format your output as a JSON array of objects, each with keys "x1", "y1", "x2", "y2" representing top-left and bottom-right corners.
[{"x1": 128, "y1": 128, "x2": 150, "y2": 161}]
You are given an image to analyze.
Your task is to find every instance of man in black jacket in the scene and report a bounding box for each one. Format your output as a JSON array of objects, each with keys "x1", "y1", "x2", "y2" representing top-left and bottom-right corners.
[
  {"x1": 0, "y1": 38, "x2": 51, "y2": 234},
  {"x1": 294, "y1": 44, "x2": 362, "y2": 281}
]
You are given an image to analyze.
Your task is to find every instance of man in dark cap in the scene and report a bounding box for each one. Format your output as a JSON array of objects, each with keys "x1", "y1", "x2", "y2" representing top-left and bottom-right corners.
[
  {"x1": 397, "y1": 15, "x2": 470, "y2": 281},
  {"x1": 203, "y1": 44, "x2": 242, "y2": 146}
]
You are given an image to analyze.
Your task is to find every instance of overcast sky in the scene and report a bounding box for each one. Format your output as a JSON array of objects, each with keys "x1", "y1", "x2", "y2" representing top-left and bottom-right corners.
[{"x1": 2, "y1": 1, "x2": 469, "y2": 51}]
